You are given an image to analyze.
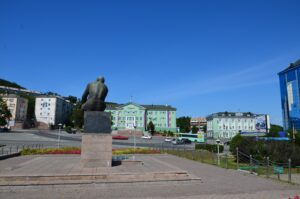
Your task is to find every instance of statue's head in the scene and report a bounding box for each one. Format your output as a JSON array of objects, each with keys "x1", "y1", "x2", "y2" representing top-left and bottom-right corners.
[{"x1": 96, "y1": 76, "x2": 105, "y2": 83}]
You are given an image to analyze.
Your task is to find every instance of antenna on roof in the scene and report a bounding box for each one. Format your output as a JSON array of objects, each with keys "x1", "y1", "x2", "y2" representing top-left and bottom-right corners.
[{"x1": 130, "y1": 95, "x2": 133, "y2": 103}]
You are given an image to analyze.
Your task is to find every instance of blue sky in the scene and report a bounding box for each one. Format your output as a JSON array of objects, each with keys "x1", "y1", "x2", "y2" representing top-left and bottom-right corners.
[{"x1": 1, "y1": 0, "x2": 300, "y2": 125}]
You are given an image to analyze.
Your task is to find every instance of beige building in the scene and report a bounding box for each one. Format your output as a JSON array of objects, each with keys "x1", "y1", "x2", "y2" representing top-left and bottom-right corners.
[
  {"x1": 1, "y1": 94, "x2": 28, "y2": 129},
  {"x1": 190, "y1": 117, "x2": 207, "y2": 131},
  {"x1": 35, "y1": 96, "x2": 74, "y2": 128}
]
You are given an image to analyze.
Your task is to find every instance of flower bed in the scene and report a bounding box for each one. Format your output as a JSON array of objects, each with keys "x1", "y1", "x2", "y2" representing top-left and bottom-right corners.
[{"x1": 21, "y1": 147, "x2": 160, "y2": 155}]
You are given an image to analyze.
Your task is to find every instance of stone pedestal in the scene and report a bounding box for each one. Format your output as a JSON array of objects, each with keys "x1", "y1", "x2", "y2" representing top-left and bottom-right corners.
[
  {"x1": 84, "y1": 111, "x2": 111, "y2": 133},
  {"x1": 81, "y1": 111, "x2": 112, "y2": 168},
  {"x1": 81, "y1": 134, "x2": 112, "y2": 167}
]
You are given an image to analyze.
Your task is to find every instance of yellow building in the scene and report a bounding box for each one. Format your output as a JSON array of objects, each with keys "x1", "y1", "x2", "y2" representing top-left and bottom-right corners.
[{"x1": 1, "y1": 94, "x2": 28, "y2": 129}]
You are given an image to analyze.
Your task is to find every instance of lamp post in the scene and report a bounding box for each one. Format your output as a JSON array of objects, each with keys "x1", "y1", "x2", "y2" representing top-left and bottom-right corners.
[
  {"x1": 216, "y1": 139, "x2": 220, "y2": 166},
  {"x1": 133, "y1": 125, "x2": 137, "y2": 151},
  {"x1": 133, "y1": 124, "x2": 137, "y2": 160},
  {"x1": 57, "y1": 123, "x2": 62, "y2": 148}
]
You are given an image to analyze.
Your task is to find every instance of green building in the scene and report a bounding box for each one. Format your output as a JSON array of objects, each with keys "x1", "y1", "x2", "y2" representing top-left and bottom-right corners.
[
  {"x1": 206, "y1": 112, "x2": 270, "y2": 139},
  {"x1": 105, "y1": 102, "x2": 177, "y2": 132}
]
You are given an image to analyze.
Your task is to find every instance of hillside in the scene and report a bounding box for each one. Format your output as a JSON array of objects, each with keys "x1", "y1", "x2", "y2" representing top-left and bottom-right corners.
[{"x1": 0, "y1": 78, "x2": 25, "y2": 89}]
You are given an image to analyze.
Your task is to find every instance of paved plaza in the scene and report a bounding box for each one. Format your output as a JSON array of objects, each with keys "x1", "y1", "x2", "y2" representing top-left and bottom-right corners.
[{"x1": 0, "y1": 154, "x2": 299, "y2": 198}]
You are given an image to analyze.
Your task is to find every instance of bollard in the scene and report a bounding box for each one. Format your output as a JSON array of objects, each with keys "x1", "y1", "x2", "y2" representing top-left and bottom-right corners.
[
  {"x1": 10, "y1": 147, "x2": 12, "y2": 154},
  {"x1": 225, "y1": 153, "x2": 228, "y2": 169},
  {"x1": 236, "y1": 147, "x2": 239, "y2": 170},
  {"x1": 1, "y1": 147, "x2": 3, "y2": 155},
  {"x1": 288, "y1": 158, "x2": 292, "y2": 183},
  {"x1": 250, "y1": 155, "x2": 253, "y2": 174},
  {"x1": 266, "y1": 157, "x2": 270, "y2": 178}
]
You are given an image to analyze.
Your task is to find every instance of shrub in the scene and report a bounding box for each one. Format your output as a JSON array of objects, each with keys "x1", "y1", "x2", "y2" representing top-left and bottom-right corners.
[
  {"x1": 64, "y1": 126, "x2": 72, "y2": 133},
  {"x1": 229, "y1": 134, "x2": 300, "y2": 165},
  {"x1": 195, "y1": 144, "x2": 224, "y2": 153},
  {"x1": 168, "y1": 131, "x2": 174, "y2": 137},
  {"x1": 21, "y1": 147, "x2": 81, "y2": 155}
]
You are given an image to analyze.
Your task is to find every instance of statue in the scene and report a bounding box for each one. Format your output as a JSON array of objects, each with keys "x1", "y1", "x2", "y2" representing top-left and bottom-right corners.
[{"x1": 81, "y1": 76, "x2": 108, "y2": 111}]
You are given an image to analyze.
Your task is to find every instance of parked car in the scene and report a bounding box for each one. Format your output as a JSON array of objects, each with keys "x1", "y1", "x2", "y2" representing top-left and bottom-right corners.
[
  {"x1": 181, "y1": 138, "x2": 192, "y2": 144},
  {"x1": 0, "y1": 127, "x2": 9, "y2": 132},
  {"x1": 141, "y1": 135, "x2": 152, "y2": 139},
  {"x1": 164, "y1": 137, "x2": 172, "y2": 142},
  {"x1": 112, "y1": 135, "x2": 129, "y2": 140},
  {"x1": 171, "y1": 138, "x2": 180, "y2": 145},
  {"x1": 172, "y1": 138, "x2": 192, "y2": 145}
]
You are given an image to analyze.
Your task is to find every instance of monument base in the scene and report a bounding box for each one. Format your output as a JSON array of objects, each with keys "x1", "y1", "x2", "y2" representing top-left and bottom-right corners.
[
  {"x1": 81, "y1": 134, "x2": 112, "y2": 168},
  {"x1": 84, "y1": 111, "x2": 111, "y2": 133}
]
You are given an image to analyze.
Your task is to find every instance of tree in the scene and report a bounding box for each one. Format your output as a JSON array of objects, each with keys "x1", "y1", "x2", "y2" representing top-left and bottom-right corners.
[
  {"x1": 176, "y1": 117, "x2": 191, "y2": 133},
  {"x1": 69, "y1": 101, "x2": 84, "y2": 128},
  {"x1": 66, "y1": 95, "x2": 78, "y2": 104},
  {"x1": 147, "y1": 121, "x2": 155, "y2": 134},
  {"x1": 287, "y1": 128, "x2": 300, "y2": 146},
  {"x1": 0, "y1": 97, "x2": 11, "y2": 126},
  {"x1": 191, "y1": 126, "x2": 199, "y2": 134},
  {"x1": 268, "y1": 124, "x2": 283, "y2": 137}
]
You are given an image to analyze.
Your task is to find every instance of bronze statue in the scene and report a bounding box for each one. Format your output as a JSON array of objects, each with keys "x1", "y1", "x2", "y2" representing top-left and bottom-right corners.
[{"x1": 81, "y1": 76, "x2": 108, "y2": 111}]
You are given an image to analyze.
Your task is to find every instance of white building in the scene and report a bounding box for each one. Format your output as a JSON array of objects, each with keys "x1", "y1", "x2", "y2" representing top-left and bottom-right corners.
[
  {"x1": 206, "y1": 112, "x2": 270, "y2": 139},
  {"x1": 1, "y1": 94, "x2": 28, "y2": 129},
  {"x1": 35, "y1": 96, "x2": 74, "y2": 128}
]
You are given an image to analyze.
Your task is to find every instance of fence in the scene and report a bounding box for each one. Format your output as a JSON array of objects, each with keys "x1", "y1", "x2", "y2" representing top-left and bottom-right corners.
[
  {"x1": 159, "y1": 146, "x2": 300, "y2": 184},
  {"x1": 235, "y1": 147, "x2": 300, "y2": 184},
  {"x1": 0, "y1": 144, "x2": 44, "y2": 158}
]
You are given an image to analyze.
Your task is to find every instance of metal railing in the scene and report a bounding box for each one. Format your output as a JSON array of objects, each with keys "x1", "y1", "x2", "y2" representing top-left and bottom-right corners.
[
  {"x1": 0, "y1": 144, "x2": 44, "y2": 158},
  {"x1": 158, "y1": 145, "x2": 300, "y2": 184}
]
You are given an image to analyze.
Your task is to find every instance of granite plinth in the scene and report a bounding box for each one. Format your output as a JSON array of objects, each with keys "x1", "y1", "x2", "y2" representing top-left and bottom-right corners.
[
  {"x1": 81, "y1": 134, "x2": 112, "y2": 168},
  {"x1": 84, "y1": 111, "x2": 111, "y2": 133}
]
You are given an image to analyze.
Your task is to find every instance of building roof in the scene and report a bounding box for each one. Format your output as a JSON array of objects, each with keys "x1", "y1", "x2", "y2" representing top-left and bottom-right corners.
[
  {"x1": 206, "y1": 111, "x2": 261, "y2": 119},
  {"x1": 106, "y1": 102, "x2": 176, "y2": 111},
  {"x1": 278, "y1": 59, "x2": 300, "y2": 75},
  {"x1": 142, "y1": 104, "x2": 176, "y2": 111},
  {"x1": 191, "y1": 117, "x2": 207, "y2": 122}
]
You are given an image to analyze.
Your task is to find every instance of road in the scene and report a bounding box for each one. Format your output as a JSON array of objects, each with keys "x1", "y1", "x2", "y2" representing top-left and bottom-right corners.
[{"x1": 0, "y1": 129, "x2": 195, "y2": 150}]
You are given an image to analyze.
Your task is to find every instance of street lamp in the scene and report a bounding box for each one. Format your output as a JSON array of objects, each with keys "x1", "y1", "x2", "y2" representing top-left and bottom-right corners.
[
  {"x1": 57, "y1": 123, "x2": 62, "y2": 148},
  {"x1": 216, "y1": 139, "x2": 220, "y2": 166},
  {"x1": 133, "y1": 124, "x2": 137, "y2": 160}
]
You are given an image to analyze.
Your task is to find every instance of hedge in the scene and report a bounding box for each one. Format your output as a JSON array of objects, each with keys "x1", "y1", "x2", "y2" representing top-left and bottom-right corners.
[{"x1": 195, "y1": 144, "x2": 224, "y2": 153}]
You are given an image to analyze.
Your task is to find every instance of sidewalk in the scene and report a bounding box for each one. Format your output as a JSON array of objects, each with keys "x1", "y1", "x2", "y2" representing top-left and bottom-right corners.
[
  {"x1": 0, "y1": 154, "x2": 198, "y2": 185},
  {"x1": 0, "y1": 154, "x2": 299, "y2": 198}
]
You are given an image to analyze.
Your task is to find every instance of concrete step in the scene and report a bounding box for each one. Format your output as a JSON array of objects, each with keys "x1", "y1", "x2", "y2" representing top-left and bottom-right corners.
[{"x1": 0, "y1": 171, "x2": 198, "y2": 186}]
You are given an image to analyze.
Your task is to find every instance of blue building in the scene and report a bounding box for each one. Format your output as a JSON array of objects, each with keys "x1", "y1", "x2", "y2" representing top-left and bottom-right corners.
[{"x1": 278, "y1": 59, "x2": 300, "y2": 130}]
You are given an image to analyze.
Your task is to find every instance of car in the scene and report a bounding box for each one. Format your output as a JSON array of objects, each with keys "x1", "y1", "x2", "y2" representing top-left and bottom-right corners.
[
  {"x1": 141, "y1": 135, "x2": 152, "y2": 139},
  {"x1": 171, "y1": 138, "x2": 180, "y2": 145},
  {"x1": 172, "y1": 138, "x2": 192, "y2": 145},
  {"x1": 181, "y1": 138, "x2": 192, "y2": 144},
  {"x1": 112, "y1": 135, "x2": 129, "y2": 140},
  {"x1": 164, "y1": 137, "x2": 172, "y2": 142}
]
